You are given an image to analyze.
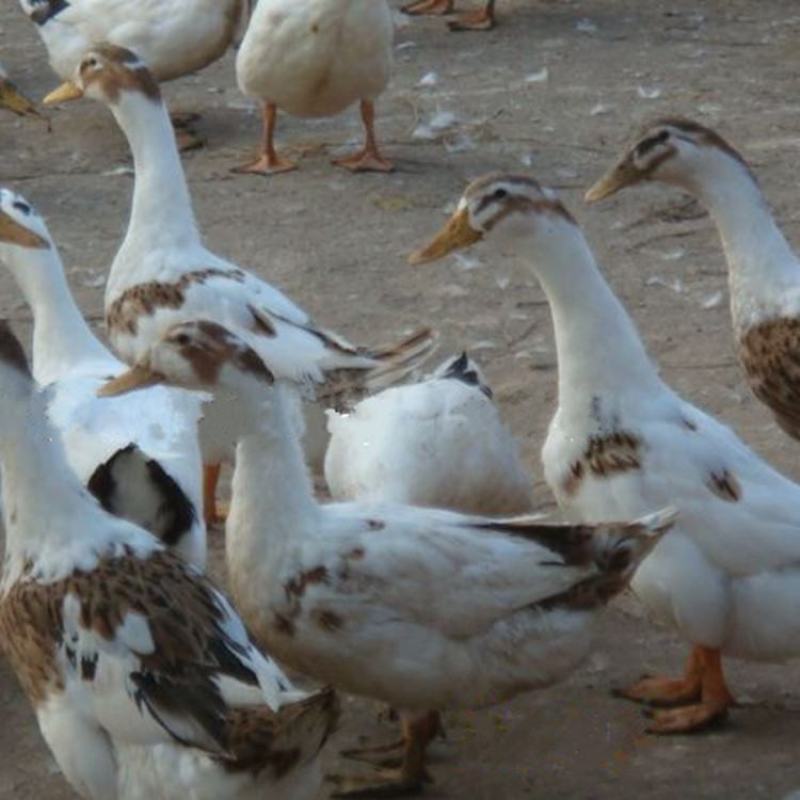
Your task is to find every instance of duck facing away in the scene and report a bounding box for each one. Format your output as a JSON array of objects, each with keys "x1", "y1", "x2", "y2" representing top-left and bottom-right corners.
[
  {"x1": 0, "y1": 320, "x2": 337, "y2": 800},
  {"x1": 0, "y1": 63, "x2": 40, "y2": 117},
  {"x1": 586, "y1": 118, "x2": 800, "y2": 446},
  {"x1": 234, "y1": 0, "x2": 394, "y2": 174},
  {"x1": 402, "y1": 0, "x2": 497, "y2": 31},
  {"x1": 412, "y1": 172, "x2": 800, "y2": 735},
  {"x1": 325, "y1": 351, "x2": 534, "y2": 514},
  {"x1": 102, "y1": 319, "x2": 674, "y2": 796},
  {"x1": 44, "y1": 45, "x2": 435, "y2": 524},
  {"x1": 0, "y1": 187, "x2": 207, "y2": 568}
]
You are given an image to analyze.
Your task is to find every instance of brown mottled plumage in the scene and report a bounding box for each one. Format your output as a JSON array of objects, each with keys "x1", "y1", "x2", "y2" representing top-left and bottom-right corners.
[{"x1": 562, "y1": 431, "x2": 642, "y2": 496}]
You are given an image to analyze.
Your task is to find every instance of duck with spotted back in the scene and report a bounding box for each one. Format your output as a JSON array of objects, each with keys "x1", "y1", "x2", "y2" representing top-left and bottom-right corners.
[
  {"x1": 101, "y1": 317, "x2": 673, "y2": 798},
  {"x1": 0, "y1": 187, "x2": 206, "y2": 568},
  {"x1": 412, "y1": 172, "x2": 800, "y2": 735},
  {"x1": 43, "y1": 45, "x2": 436, "y2": 526},
  {"x1": 587, "y1": 118, "x2": 800, "y2": 450},
  {"x1": 0, "y1": 319, "x2": 338, "y2": 800}
]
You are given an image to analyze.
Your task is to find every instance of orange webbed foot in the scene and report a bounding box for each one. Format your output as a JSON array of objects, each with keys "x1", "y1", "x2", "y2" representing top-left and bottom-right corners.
[{"x1": 401, "y1": 0, "x2": 454, "y2": 16}]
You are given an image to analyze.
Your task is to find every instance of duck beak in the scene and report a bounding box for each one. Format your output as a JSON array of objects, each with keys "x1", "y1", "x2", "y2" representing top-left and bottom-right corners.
[
  {"x1": 43, "y1": 81, "x2": 84, "y2": 106},
  {"x1": 408, "y1": 208, "x2": 483, "y2": 266},
  {"x1": 0, "y1": 78, "x2": 40, "y2": 117},
  {"x1": 584, "y1": 156, "x2": 640, "y2": 203},
  {"x1": 0, "y1": 210, "x2": 50, "y2": 249},
  {"x1": 98, "y1": 364, "x2": 164, "y2": 397}
]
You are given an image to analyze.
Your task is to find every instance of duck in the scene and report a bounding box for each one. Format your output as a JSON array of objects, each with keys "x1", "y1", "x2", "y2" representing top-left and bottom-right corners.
[
  {"x1": 0, "y1": 187, "x2": 207, "y2": 568},
  {"x1": 401, "y1": 0, "x2": 496, "y2": 31},
  {"x1": 43, "y1": 45, "x2": 435, "y2": 524},
  {"x1": 0, "y1": 319, "x2": 338, "y2": 800},
  {"x1": 234, "y1": 0, "x2": 394, "y2": 174},
  {"x1": 585, "y1": 117, "x2": 800, "y2": 446},
  {"x1": 411, "y1": 172, "x2": 800, "y2": 736},
  {"x1": 101, "y1": 318, "x2": 674, "y2": 796},
  {"x1": 0, "y1": 63, "x2": 40, "y2": 117},
  {"x1": 19, "y1": 0, "x2": 247, "y2": 148},
  {"x1": 325, "y1": 351, "x2": 534, "y2": 514}
]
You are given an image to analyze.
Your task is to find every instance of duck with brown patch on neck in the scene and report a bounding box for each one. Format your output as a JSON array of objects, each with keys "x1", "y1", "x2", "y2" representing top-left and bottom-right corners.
[
  {"x1": 587, "y1": 118, "x2": 800, "y2": 446},
  {"x1": 102, "y1": 318, "x2": 674, "y2": 797},
  {"x1": 0, "y1": 319, "x2": 337, "y2": 800},
  {"x1": 412, "y1": 172, "x2": 800, "y2": 736},
  {"x1": 44, "y1": 44, "x2": 436, "y2": 525},
  {"x1": 0, "y1": 187, "x2": 206, "y2": 568}
]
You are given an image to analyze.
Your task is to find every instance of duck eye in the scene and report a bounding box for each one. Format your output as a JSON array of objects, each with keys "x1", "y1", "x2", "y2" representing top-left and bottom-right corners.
[
  {"x1": 493, "y1": 188, "x2": 508, "y2": 200},
  {"x1": 84, "y1": 56, "x2": 99, "y2": 69},
  {"x1": 173, "y1": 333, "x2": 191, "y2": 347}
]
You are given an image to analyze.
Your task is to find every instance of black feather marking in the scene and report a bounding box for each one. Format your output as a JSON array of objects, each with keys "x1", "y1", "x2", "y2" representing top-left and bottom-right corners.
[
  {"x1": 30, "y1": 0, "x2": 70, "y2": 26},
  {"x1": 442, "y1": 352, "x2": 492, "y2": 398},
  {"x1": 143, "y1": 458, "x2": 197, "y2": 547}
]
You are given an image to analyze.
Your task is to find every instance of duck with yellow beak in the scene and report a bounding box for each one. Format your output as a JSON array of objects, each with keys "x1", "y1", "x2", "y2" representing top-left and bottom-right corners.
[{"x1": 411, "y1": 172, "x2": 800, "y2": 736}]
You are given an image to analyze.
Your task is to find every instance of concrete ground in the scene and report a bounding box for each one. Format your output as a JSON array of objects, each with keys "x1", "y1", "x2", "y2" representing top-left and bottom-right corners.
[{"x1": 2, "y1": 0, "x2": 800, "y2": 797}]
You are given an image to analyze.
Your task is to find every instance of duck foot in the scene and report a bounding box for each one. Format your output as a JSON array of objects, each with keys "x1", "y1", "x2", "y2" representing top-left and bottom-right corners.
[
  {"x1": 401, "y1": 0, "x2": 454, "y2": 16},
  {"x1": 448, "y1": 1, "x2": 495, "y2": 30},
  {"x1": 644, "y1": 701, "x2": 729, "y2": 734},
  {"x1": 613, "y1": 646, "x2": 704, "y2": 707},
  {"x1": 327, "y1": 768, "x2": 426, "y2": 798},
  {"x1": 341, "y1": 739, "x2": 406, "y2": 767},
  {"x1": 203, "y1": 464, "x2": 229, "y2": 527},
  {"x1": 333, "y1": 100, "x2": 393, "y2": 173},
  {"x1": 231, "y1": 154, "x2": 297, "y2": 176}
]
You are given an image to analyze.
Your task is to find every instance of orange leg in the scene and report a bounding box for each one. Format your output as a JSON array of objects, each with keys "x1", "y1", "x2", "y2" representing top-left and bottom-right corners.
[
  {"x1": 232, "y1": 103, "x2": 297, "y2": 176},
  {"x1": 644, "y1": 649, "x2": 734, "y2": 734},
  {"x1": 449, "y1": 0, "x2": 496, "y2": 30},
  {"x1": 203, "y1": 463, "x2": 222, "y2": 527},
  {"x1": 332, "y1": 101, "x2": 393, "y2": 174},
  {"x1": 613, "y1": 646, "x2": 704, "y2": 707},
  {"x1": 329, "y1": 711, "x2": 439, "y2": 796},
  {"x1": 401, "y1": 0, "x2": 454, "y2": 16}
]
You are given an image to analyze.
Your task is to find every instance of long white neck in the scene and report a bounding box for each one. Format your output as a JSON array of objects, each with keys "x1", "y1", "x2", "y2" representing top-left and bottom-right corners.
[
  {"x1": 225, "y1": 382, "x2": 320, "y2": 608},
  {"x1": 517, "y1": 217, "x2": 665, "y2": 414},
  {"x1": 1, "y1": 245, "x2": 113, "y2": 384},
  {"x1": 681, "y1": 151, "x2": 800, "y2": 330},
  {"x1": 107, "y1": 92, "x2": 200, "y2": 298},
  {"x1": 0, "y1": 388, "x2": 123, "y2": 589}
]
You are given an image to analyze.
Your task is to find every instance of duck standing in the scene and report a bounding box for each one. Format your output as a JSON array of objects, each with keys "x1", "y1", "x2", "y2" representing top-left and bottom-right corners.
[
  {"x1": 412, "y1": 172, "x2": 800, "y2": 735},
  {"x1": 234, "y1": 0, "x2": 394, "y2": 174}
]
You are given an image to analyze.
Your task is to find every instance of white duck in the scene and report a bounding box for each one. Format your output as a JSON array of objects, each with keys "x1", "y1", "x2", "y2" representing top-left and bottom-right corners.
[
  {"x1": 0, "y1": 319, "x2": 338, "y2": 800},
  {"x1": 412, "y1": 172, "x2": 800, "y2": 735},
  {"x1": 0, "y1": 187, "x2": 206, "y2": 568},
  {"x1": 0, "y1": 63, "x2": 40, "y2": 117},
  {"x1": 102, "y1": 318, "x2": 674, "y2": 796},
  {"x1": 43, "y1": 45, "x2": 434, "y2": 523},
  {"x1": 234, "y1": 0, "x2": 394, "y2": 174},
  {"x1": 325, "y1": 351, "x2": 534, "y2": 514},
  {"x1": 401, "y1": 0, "x2": 497, "y2": 31},
  {"x1": 586, "y1": 117, "x2": 800, "y2": 445},
  {"x1": 19, "y1": 0, "x2": 246, "y2": 147}
]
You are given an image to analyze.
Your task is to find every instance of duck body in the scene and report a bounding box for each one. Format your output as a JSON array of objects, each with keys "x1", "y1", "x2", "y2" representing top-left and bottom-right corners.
[
  {"x1": 0, "y1": 188, "x2": 206, "y2": 566},
  {"x1": 20, "y1": 0, "x2": 244, "y2": 83},
  {"x1": 0, "y1": 323, "x2": 336, "y2": 800},
  {"x1": 325, "y1": 353, "x2": 534, "y2": 514},
  {"x1": 236, "y1": 0, "x2": 392, "y2": 119}
]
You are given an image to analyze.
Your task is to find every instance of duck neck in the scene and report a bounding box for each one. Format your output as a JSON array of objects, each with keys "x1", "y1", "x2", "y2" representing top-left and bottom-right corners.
[
  {"x1": 521, "y1": 220, "x2": 663, "y2": 412},
  {"x1": 683, "y1": 152, "x2": 800, "y2": 330},
  {"x1": 2, "y1": 246, "x2": 111, "y2": 384},
  {"x1": 108, "y1": 92, "x2": 200, "y2": 295},
  {"x1": 225, "y1": 383, "x2": 320, "y2": 600},
  {"x1": 0, "y1": 390, "x2": 106, "y2": 588}
]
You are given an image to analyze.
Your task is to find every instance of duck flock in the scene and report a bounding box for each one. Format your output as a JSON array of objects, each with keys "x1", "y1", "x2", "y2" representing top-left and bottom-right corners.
[{"x1": 1, "y1": 1, "x2": 799, "y2": 798}]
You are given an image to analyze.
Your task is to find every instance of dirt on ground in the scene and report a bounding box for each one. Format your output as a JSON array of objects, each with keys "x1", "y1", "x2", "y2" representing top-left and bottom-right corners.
[{"x1": 3, "y1": 0, "x2": 800, "y2": 797}]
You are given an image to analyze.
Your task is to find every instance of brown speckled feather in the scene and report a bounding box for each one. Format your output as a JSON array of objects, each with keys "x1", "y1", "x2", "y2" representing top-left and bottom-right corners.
[
  {"x1": 739, "y1": 319, "x2": 800, "y2": 440},
  {"x1": 562, "y1": 431, "x2": 642, "y2": 496}
]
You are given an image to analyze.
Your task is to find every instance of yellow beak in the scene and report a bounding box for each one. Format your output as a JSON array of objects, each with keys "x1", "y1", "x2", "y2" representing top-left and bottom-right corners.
[
  {"x1": 97, "y1": 365, "x2": 164, "y2": 398},
  {"x1": 0, "y1": 78, "x2": 40, "y2": 118},
  {"x1": 43, "y1": 81, "x2": 84, "y2": 106},
  {"x1": 408, "y1": 208, "x2": 483, "y2": 266},
  {"x1": 584, "y1": 158, "x2": 641, "y2": 204},
  {"x1": 0, "y1": 210, "x2": 50, "y2": 249}
]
